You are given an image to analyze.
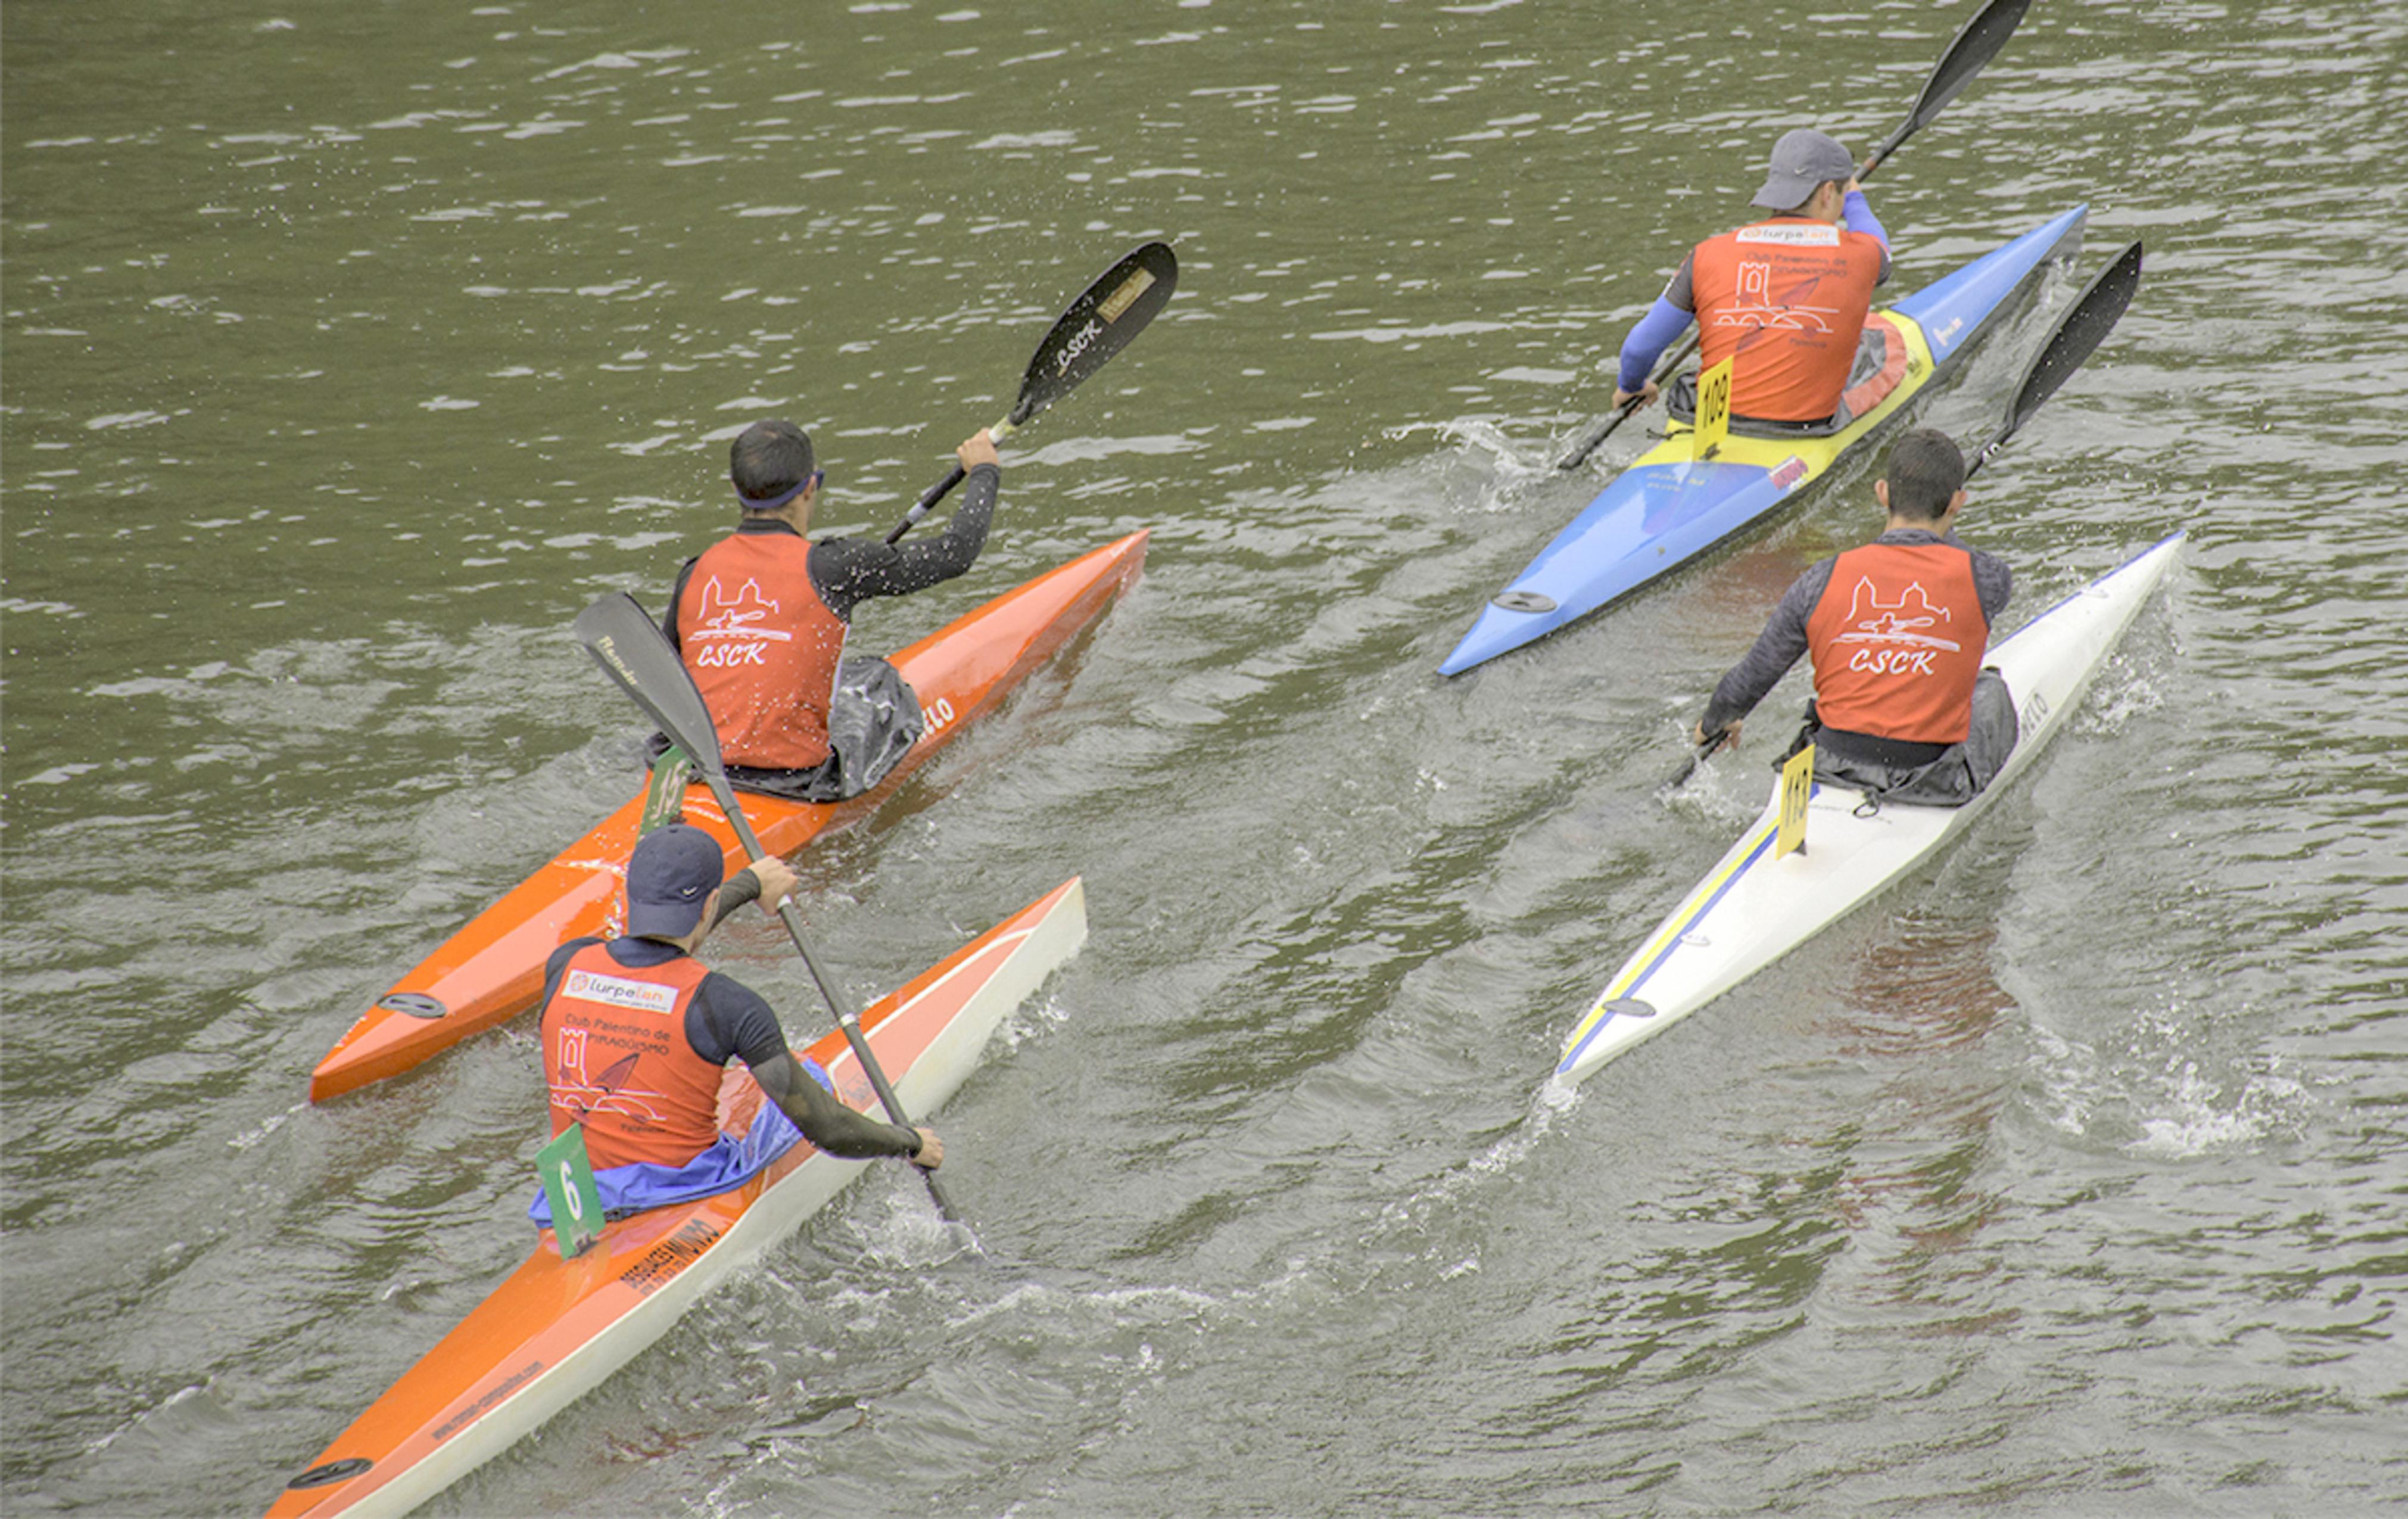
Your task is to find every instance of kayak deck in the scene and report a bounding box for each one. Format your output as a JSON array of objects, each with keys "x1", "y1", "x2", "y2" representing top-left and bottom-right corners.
[
  {"x1": 1440, "y1": 205, "x2": 2088, "y2": 676},
  {"x1": 311, "y1": 533, "x2": 1144, "y2": 1103},
  {"x1": 270, "y1": 876, "x2": 1088, "y2": 1519},
  {"x1": 1556, "y1": 533, "x2": 2183, "y2": 1087}
]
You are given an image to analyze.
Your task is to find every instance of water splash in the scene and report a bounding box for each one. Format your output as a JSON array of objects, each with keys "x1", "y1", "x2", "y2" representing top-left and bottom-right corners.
[{"x1": 2026, "y1": 1008, "x2": 2306, "y2": 1159}]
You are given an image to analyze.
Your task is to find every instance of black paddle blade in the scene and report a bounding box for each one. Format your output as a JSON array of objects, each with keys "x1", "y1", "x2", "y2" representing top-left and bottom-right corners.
[
  {"x1": 2008, "y1": 239, "x2": 2143, "y2": 441},
  {"x1": 1659, "y1": 729, "x2": 1730, "y2": 795},
  {"x1": 1912, "y1": 0, "x2": 2032, "y2": 132},
  {"x1": 1863, "y1": 0, "x2": 2030, "y2": 174},
  {"x1": 573, "y1": 592, "x2": 727, "y2": 779},
  {"x1": 1010, "y1": 241, "x2": 1177, "y2": 426}
]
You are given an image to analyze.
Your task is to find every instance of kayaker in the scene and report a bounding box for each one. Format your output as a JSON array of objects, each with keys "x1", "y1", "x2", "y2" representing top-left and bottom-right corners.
[
  {"x1": 1612, "y1": 127, "x2": 1893, "y2": 427},
  {"x1": 532, "y1": 823, "x2": 939, "y2": 1224},
  {"x1": 661, "y1": 418, "x2": 1003, "y2": 801},
  {"x1": 1689, "y1": 428, "x2": 2017, "y2": 806}
]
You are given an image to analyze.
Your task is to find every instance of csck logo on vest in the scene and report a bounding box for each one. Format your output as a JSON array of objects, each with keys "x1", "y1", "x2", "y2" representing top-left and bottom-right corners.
[
  {"x1": 1830, "y1": 576, "x2": 1961, "y2": 679},
  {"x1": 691, "y1": 577, "x2": 794, "y2": 668}
]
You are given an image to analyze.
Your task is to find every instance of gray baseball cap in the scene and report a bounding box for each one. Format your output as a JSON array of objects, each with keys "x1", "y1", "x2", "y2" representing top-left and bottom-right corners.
[{"x1": 1752, "y1": 129, "x2": 1858, "y2": 210}]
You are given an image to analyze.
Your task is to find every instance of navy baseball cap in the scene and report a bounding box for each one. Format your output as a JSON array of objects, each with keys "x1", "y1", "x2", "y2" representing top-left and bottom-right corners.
[{"x1": 625, "y1": 823, "x2": 726, "y2": 939}]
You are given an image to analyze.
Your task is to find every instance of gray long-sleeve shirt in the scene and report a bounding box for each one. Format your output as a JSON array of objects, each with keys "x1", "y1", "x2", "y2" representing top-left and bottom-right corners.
[{"x1": 1699, "y1": 528, "x2": 2013, "y2": 737}]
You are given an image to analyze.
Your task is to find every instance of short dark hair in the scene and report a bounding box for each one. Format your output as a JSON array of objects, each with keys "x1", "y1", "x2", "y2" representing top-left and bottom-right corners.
[
  {"x1": 1883, "y1": 429, "x2": 1966, "y2": 521},
  {"x1": 730, "y1": 419, "x2": 815, "y2": 506},
  {"x1": 1780, "y1": 178, "x2": 1850, "y2": 216}
]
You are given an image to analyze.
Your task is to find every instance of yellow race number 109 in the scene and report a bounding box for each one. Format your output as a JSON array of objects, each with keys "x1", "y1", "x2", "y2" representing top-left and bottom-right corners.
[{"x1": 1692, "y1": 357, "x2": 1734, "y2": 462}]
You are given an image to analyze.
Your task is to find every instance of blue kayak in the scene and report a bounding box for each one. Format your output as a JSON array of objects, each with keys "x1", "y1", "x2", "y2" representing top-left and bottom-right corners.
[{"x1": 1440, "y1": 204, "x2": 2089, "y2": 676}]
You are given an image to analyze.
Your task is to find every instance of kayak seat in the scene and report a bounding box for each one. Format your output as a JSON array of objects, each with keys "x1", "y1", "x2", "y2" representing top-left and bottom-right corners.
[
  {"x1": 643, "y1": 656, "x2": 926, "y2": 802},
  {"x1": 1665, "y1": 315, "x2": 1910, "y2": 440},
  {"x1": 1776, "y1": 670, "x2": 2020, "y2": 811}
]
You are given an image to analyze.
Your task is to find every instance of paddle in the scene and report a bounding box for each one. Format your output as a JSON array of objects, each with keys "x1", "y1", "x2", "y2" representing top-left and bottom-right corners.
[
  {"x1": 1659, "y1": 727, "x2": 1730, "y2": 795},
  {"x1": 1657, "y1": 237, "x2": 2141, "y2": 797},
  {"x1": 883, "y1": 241, "x2": 1179, "y2": 544},
  {"x1": 1966, "y1": 239, "x2": 2143, "y2": 478},
  {"x1": 573, "y1": 592, "x2": 960, "y2": 1220},
  {"x1": 1555, "y1": 0, "x2": 2033, "y2": 471}
]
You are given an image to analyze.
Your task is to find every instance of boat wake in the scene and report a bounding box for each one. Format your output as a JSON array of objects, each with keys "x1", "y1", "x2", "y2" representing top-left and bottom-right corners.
[{"x1": 1372, "y1": 1078, "x2": 1583, "y2": 1243}]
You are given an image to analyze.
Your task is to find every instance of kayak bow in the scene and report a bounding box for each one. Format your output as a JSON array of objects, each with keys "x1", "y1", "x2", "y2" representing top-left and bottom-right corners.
[
  {"x1": 312, "y1": 533, "x2": 1143, "y2": 1103},
  {"x1": 1555, "y1": 534, "x2": 2182, "y2": 1087},
  {"x1": 271, "y1": 876, "x2": 1086, "y2": 1518},
  {"x1": 1442, "y1": 206, "x2": 2089, "y2": 676}
]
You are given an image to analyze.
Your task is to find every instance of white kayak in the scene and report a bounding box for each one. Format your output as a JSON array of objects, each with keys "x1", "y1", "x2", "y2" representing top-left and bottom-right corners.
[{"x1": 1555, "y1": 532, "x2": 2183, "y2": 1087}]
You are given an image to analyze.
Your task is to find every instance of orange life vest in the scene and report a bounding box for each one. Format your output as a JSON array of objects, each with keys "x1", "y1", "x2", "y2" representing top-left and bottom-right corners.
[
  {"x1": 1805, "y1": 541, "x2": 1990, "y2": 743},
  {"x1": 539, "y1": 942, "x2": 726, "y2": 1170},
  {"x1": 1691, "y1": 218, "x2": 1889, "y2": 422},
  {"x1": 676, "y1": 529, "x2": 848, "y2": 769}
]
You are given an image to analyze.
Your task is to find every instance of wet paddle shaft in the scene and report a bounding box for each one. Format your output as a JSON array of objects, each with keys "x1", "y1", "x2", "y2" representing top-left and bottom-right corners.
[
  {"x1": 1556, "y1": 0, "x2": 2034, "y2": 470},
  {"x1": 574, "y1": 593, "x2": 961, "y2": 1219}
]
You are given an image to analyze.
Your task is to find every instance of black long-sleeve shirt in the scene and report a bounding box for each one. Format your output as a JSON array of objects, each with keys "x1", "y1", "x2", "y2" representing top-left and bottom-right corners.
[{"x1": 1700, "y1": 527, "x2": 2013, "y2": 737}]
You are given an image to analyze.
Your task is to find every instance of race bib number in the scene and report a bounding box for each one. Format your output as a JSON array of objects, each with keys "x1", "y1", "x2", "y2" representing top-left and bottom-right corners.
[
  {"x1": 642, "y1": 745, "x2": 694, "y2": 833},
  {"x1": 538, "y1": 1124, "x2": 606, "y2": 1259},
  {"x1": 1693, "y1": 357, "x2": 1733, "y2": 462},
  {"x1": 1776, "y1": 744, "x2": 1814, "y2": 860}
]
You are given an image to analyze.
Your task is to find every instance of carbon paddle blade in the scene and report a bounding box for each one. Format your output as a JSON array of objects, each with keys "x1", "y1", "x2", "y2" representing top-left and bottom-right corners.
[
  {"x1": 1658, "y1": 730, "x2": 1730, "y2": 797},
  {"x1": 572, "y1": 592, "x2": 727, "y2": 780},
  {"x1": 1863, "y1": 0, "x2": 2030, "y2": 171},
  {"x1": 1965, "y1": 239, "x2": 2142, "y2": 479},
  {"x1": 2010, "y1": 239, "x2": 2142, "y2": 441},
  {"x1": 1011, "y1": 240, "x2": 1179, "y2": 426},
  {"x1": 1910, "y1": 0, "x2": 2033, "y2": 135},
  {"x1": 887, "y1": 241, "x2": 1179, "y2": 543}
]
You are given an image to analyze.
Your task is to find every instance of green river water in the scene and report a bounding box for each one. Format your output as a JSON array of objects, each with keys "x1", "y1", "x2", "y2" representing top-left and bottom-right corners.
[{"x1": 5, "y1": 1, "x2": 2404, "y2": 1514}]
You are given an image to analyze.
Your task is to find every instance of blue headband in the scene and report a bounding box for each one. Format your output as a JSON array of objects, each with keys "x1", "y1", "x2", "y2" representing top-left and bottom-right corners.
[{"x1": 737, "y1": 470, "x2": 820, "y2": 512}]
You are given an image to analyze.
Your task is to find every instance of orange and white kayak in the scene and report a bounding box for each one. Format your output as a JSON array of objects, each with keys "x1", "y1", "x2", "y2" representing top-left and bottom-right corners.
[
  {"x1": 311, "y1": 532, "x2": 1143, "y2": 1103},
  {"x1": 269, "y1": 876, "x2": 1087, "y2": 1518}
]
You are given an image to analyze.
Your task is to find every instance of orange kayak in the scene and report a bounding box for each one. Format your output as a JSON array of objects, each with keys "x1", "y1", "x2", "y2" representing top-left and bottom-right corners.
[
  {"x1": 311, "y1": 532, "x2": 1144, "y2": 1103},
  {"x1": 269, "y1": 876, "x2": 1087, "y2": 1518}
]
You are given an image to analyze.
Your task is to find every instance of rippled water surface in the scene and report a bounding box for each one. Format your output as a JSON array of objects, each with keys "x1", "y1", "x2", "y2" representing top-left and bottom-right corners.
[{"x1": 5, "y1": 1, "x2": 2404, "y2": 1514}]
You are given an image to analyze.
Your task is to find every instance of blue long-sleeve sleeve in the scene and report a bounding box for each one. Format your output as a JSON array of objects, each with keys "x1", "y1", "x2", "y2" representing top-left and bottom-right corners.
[
  {"x1": 1843, "y1": 190, "x2": 1894, "y2": 285},
  {"x1": 1841, "y1": 188, "x2": 1889, "y2": 249},
  {"x1": 1616, "y1": 296, "x2": 1696, "y2": 393}
]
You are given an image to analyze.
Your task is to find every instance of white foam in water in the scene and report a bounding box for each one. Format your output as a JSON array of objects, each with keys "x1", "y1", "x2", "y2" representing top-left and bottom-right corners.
[
  {"x1": 2025, "y1": 1007, "x2": 2305, "y2": 1158},
  {"x1": 856, "y1": 1183, "x2": 980, "y2": 1269},
  {"x1": 228, "y1": 1104, "x2": 300, "y2": 1151},
  {"x1": 998, "y1": 990, "x2": 1073, "y2": 1053},
  {"x1": 2130, "y1": 1061, "x2": 2308, "y2": 1160},
  {"x1": 2070, "y1": 649, "x2": 2169, "y2": 740},
  {"x1": 2027, "y1": 1025, "x2": 2098, "y2": 1137},
  {"x1": 1384, "y1": 416, "x2": 1556, "y2": 485}
]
